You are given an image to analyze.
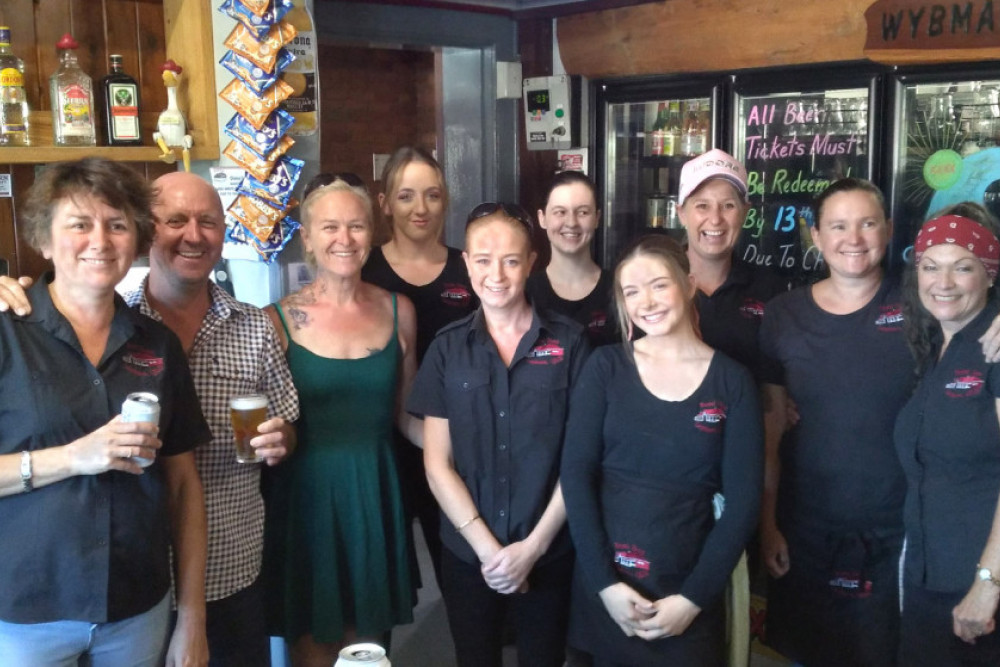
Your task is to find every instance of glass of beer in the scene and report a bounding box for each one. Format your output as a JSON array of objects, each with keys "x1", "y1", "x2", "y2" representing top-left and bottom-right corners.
[{"x1": 230, "y1": 395, "x2": 268, "y2": 463}]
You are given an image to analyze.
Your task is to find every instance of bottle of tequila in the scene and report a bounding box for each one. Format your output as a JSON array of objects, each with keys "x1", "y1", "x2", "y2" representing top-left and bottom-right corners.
[
  {"x1": 50, "y1": 33, "x2": 95, "y2": 146},
  {"x1": 0, "y1": 26, "x2": 29, "y2": 146}
]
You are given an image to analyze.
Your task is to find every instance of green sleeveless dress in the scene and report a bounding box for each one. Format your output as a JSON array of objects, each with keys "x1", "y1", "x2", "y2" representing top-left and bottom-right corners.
[{"x1": 263, "y1": 295, "x2": 415, "y2": 643}]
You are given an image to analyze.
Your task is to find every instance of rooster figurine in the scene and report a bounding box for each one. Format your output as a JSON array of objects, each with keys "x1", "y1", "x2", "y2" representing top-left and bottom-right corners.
[{"x1": 153, "y1": 60, "x2": 193, "y2": 171}]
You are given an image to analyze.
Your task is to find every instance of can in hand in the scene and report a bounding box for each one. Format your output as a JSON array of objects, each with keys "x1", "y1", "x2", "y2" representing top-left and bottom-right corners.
[
  {"x1": 335, "y1": 643, "x2": 390, "y2": 667},
  {"x1": 121, "y1": 392, "x2": 160, "y2": 467}
]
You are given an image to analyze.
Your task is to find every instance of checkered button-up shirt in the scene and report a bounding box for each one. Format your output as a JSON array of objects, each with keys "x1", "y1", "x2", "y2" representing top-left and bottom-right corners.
[{"x1": 127, "y1": 279, "x2": 299, "y2": 601}]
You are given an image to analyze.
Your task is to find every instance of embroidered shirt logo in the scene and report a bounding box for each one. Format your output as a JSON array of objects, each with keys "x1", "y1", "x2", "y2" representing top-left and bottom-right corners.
[
  {"x1": 875, "y1": 304, "x2": 904, "y2": 332},
  {"x1": 588, "y1": 311, "x2": 608, "y2": 331},
  {"x1": 613, "y1": 543, "x2": 651, "y2": 579},
  {"x1": 527, "y1": 337, "x2": 565, "y2": 365},
  {"x1": 739, "y1": 298, "x2": 765, "y2": 320},
  {"x1": 122, "y1": 344, "x2": 165, "y2": 377},
  {"x1": 829, "y1": 571, "x2": 873, "y2": 598},
  {"x1": 945, "y1": 369, "x2": 986, "y2": 398},
  {"x1": 694, "y1": 401, "x2": 727, "y2": 433},
  {"x1": 440, "y1": 283, "x2": 472, "y2": 307}
]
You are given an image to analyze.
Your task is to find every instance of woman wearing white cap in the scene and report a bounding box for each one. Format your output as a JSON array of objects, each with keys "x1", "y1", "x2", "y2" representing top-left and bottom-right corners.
[{"x1": 676, "y1": 148, "x2": 788, "y2": 383}]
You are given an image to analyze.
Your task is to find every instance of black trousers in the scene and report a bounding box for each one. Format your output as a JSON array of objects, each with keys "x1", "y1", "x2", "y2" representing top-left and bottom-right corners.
[
  {"x1": 900, "y1": 582, "x2": 1000, "y2": 666},
  {"x1": 440, "y1": 548, "x2": 572, "y2": 667},
  {"x1": 205, "y1": 577, "x2": 270, "y2": 667}
]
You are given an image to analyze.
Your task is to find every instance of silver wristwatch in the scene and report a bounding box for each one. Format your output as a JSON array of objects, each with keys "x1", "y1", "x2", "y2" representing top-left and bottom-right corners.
[{"x1": 977, "y1": 564, "x2": 1000, "y2": 587}]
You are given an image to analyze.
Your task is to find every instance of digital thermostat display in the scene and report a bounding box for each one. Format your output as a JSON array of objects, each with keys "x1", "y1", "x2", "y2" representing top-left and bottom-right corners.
[{"x1": 527, "y1": 89, "x2": 550, "y2": 113}]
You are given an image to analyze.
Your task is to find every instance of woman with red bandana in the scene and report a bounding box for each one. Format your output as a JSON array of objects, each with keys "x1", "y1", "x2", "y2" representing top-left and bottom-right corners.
[{"x1": 895, "y1": 203, "x2": 1000, "y2": 665}]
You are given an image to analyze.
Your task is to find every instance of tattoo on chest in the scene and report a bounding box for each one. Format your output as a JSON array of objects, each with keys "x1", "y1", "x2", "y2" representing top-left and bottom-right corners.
[{"x1": 288, "y1": 307, "x2": 310, "y2": 330}]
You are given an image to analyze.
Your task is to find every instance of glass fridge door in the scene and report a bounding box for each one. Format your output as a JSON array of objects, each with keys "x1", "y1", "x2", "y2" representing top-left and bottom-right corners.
[
  {"x1": 890, "y1": 77, "x2": 1000, "y2": 265},
  {"x1": 733, "y1": 85, "x2": 873, "y2": 284},
  {"x1": 602, "y1": 95, "x2": 714, "y2": 268}
]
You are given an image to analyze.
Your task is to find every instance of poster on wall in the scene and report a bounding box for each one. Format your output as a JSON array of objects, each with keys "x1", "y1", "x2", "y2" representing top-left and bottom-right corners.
[
  {"x1": 281, "y1": 0, "x2": 319, "y2": 136},
  {"x1": 734, "y1": 87, "x2": 871, "y2": 283}
]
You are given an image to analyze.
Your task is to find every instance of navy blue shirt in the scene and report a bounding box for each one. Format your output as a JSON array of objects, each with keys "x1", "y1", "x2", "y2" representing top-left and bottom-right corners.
[
  {"x1": 526, "y1": 269, "x2": 617, "y2": 347},
  {"x1": 696, "y1": 260, "x2": 788, "y2": 383},
  {"x1": 0, "y1": 277, "x2": 210, "y2": 623},
  {"x1": 407, "y1": 307, "x2": 590, "y2": 565},
  {"x1": 895, "y1": 300, "x2": 1000, "y2": 593},
  {"x1": 760, "y1": 277, "x2": 913, "y2": 536}
]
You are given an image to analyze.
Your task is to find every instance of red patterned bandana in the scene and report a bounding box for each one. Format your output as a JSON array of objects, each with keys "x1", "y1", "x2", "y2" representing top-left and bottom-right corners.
[{"x1": 914, "y1": 214, "x2": 1000, "y2": 281}]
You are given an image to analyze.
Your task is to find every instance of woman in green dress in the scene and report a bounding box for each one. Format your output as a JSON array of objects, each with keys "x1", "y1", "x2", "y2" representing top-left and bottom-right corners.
[{"x1": 263, "y1": 179, "x2": 422, "y2": 667}]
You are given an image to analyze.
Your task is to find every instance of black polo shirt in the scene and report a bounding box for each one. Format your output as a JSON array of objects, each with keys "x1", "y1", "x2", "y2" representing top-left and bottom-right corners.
[
  {"x1": 0, "y1": 276, "x2": 210, "y2": 624},
  {"x1": 895, "y1": 300, "x2": 1000, "y2": 593},
  {"x1": 407, "y1": 307, "x2": 590, "y2": 565},
  {"x1": 695, "y1": 260, "x2": 788, "y2": 383}
]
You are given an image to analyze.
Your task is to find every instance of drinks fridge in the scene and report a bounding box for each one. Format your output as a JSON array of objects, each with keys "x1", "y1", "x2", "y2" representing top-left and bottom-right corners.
[
  {"x1": 594, "y1": 75, "x2": 727, "y2": 267},
  {"x1": 886, "y1": 63, "x2": 1000, "y2": 266}
]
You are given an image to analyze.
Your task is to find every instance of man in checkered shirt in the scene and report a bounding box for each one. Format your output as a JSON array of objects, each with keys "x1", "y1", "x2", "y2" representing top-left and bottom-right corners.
[{"x1": 0, "y1": 171, "x2": 299, "y2": 666}]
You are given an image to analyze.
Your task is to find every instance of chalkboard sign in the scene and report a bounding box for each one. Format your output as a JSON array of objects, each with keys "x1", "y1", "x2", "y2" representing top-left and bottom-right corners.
[{"x1": 735, "y1": 89, "x2": 871, "y2": 283}]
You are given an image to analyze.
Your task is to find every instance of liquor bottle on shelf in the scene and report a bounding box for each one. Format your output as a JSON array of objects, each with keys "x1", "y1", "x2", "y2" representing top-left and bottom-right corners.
[
  {"x1": 98, "y1": 54, "x2": 141, "y2": 146},
  {"x1": 650, "y1": 102, "x2": 667, "y2": 156},
  {"x1": 50, "y1": 34, "x2": 96, "y2": 147},
  {"x1": 0, "y1": 26, "x2": 29, "y2": 146},
  {"x1": 664, "y1": 100, "x2": 682, "y2": 156}
]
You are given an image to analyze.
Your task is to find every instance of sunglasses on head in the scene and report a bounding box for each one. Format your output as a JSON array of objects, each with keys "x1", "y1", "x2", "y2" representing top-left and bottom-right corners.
[{"x1": 466, "y1": 202, "x2": 534, "y2": 234}]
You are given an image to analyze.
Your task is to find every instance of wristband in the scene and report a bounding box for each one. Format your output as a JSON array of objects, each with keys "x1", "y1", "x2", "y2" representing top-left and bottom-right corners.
[{"x1": 20, "y1": 451, "x2": 32, "y2": 493}]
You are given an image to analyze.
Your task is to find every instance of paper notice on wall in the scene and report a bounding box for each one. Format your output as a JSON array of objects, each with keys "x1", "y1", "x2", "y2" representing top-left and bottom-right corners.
[
  {"x1": 209, "y1": 167, "x2": 245, "y2": 210},
  {"x1": 281, "y1": 0, "x2": 318, "y2": 136},
  {"x1": 0, "y1": 174, "x2": 12, "y2": 198},
  {"x1": 558, "y1": 148, "x2": 589, "y2": 174}
]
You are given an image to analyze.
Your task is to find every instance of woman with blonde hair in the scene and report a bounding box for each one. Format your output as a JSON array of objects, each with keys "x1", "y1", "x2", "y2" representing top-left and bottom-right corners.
[
  {"x1": 262, "y1": 179, "x2": 421, "y2": 666},
  {"x1": 561, "y1": 235, "x2": 763, "y2": 666}
]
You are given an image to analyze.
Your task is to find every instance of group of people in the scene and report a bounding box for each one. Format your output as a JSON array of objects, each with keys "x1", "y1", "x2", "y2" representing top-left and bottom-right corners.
[{"x1": 0, "y1": 144, "x2": 999, "y2": 667}]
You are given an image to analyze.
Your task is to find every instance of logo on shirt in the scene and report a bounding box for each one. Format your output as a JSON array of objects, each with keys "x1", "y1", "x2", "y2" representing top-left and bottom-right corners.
[
  {"x1": 440, "y1": 283, "x2": 472, "y2": 307},
  {"x1": 527, "y1": 337, "x2": 565, "y2": 365},
  {"x1": 874, "y1": 304, "x2": 904, "y2": 332},
  {"x1": 587, "y1": 311, "x2": 608, "y2": 332},
  {"x1": 739, "y1": 298, "x2": 765, "y2": 320},
  {"x1": 945, "y1": 369, "x2": 986, "y2": 398},
  {"x1": 121, "y1": 344, "x2": 165, "y2": 377},
  {"x1": 613, "y1": 543, "x2": 651, "y2": 579},
  {"x1": 693, "y1": 401, "x2": 727, "y2": 433},
  {"x1": 829, "y1": 571, "x2": 873, "y2": 598}
]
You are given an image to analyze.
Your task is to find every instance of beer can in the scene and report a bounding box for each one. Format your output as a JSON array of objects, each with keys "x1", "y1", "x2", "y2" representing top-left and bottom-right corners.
[
  {"x1": 121, "y1": 392, "x2": 160, "y2": 467},
  {"x1": 334, "y1": 643, "x2": 391, "y2": 667}
]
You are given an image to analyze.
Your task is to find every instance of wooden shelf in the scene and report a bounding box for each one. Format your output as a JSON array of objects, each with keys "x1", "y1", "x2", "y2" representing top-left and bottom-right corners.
[{"x1": 0, "y1": 145, "x2": 219, "y2": 164}]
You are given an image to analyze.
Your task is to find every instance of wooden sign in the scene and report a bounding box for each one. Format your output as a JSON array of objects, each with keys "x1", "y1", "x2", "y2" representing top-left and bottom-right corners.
[{"x1": 864, "y1": 0, "x2": 1000, "y2": 62}]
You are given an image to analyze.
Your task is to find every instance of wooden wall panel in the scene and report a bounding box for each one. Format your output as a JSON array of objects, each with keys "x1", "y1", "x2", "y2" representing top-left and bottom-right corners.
[
  {"x1": 557, "y1": 0, "x2": 871, "y2": 78},
  {"x1": 136, "y1": 1, "x2": 167, "y2": 114},
  {"x1": 102, "y1": 0, "x2": 142, "y2": 80}
]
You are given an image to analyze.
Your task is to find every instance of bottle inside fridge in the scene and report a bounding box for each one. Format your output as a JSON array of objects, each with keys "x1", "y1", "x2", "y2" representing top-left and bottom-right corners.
[{"x1": 603, "y1": 95, "x2": 712, "y2": 267}]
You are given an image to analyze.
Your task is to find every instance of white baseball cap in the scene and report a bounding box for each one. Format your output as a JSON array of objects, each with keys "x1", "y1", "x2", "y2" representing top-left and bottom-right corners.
[{"x1": 678, "y1": 148, "x2": 749, "y2": 206}]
